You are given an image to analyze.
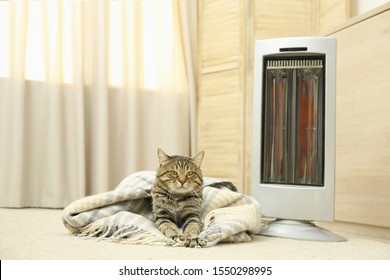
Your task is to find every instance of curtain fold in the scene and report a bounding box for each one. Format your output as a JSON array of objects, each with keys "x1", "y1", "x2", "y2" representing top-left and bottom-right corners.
[{"x1": 0, "y1": 0, "x2": 197, "y2": 208}]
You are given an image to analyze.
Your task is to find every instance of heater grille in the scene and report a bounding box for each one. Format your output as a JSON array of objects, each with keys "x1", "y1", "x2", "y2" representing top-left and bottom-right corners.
[{"x1": 262, "y1": 57, "x2": 325, "y2": 186}]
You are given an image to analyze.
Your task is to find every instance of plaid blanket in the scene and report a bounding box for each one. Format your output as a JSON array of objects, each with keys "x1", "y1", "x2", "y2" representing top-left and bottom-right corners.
[{"x1": 62, "y1": 171, "x2": 264, "y2": 247}]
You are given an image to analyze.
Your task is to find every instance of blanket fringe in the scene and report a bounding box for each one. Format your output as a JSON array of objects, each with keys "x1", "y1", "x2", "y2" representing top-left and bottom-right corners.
[
  {"x1": 78, "y1": 219, "x2": 175, "y2": 246},
  {"x1": 118, "y1": 231, "x2": 175, "y2": 246}
]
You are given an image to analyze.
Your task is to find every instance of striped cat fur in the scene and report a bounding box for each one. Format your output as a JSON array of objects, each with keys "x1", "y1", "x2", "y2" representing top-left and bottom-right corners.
[{"x1": 152, "y1": 149, "x2": 237, "y2": 247}]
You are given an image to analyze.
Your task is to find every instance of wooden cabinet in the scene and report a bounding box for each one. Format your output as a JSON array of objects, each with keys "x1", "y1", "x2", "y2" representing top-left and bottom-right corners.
[{"x1": 330, "y1": 8, "x2": 390, "y2": 228}]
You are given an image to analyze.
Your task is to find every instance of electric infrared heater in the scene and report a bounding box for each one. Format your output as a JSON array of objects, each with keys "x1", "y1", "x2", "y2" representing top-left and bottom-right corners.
[{"x1": 251, "y1": 37, "x2": 345, "y2": 241}]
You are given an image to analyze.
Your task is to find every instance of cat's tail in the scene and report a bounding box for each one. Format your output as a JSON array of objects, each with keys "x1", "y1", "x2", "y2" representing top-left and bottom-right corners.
[{"x1": 205, "y1": 181, "x2": 238, "y2": 192}]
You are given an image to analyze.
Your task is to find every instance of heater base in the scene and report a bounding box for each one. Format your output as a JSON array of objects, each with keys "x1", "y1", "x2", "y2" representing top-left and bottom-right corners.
[{"x1": 259, "y1": 219, "x2": 347, "y2": 242}]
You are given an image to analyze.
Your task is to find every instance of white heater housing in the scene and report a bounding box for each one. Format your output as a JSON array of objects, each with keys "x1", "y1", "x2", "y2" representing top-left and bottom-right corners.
[{"x1": 251, "y1": 37, "x2": 344, "y2": 241}]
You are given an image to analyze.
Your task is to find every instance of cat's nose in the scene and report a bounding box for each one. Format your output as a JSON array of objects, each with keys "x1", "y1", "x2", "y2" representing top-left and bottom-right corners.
[{"x1": 178, "y1": 175, "x2": 187, "y2": 186}]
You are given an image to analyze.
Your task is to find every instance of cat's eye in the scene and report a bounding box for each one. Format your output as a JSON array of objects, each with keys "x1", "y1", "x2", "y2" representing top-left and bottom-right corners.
[
  {"x1": 170, "y1": 170, "x2": 178, "y2": 176},
  {"x1": 186, "y1": 171, "x2": 194, "y2": 176}
]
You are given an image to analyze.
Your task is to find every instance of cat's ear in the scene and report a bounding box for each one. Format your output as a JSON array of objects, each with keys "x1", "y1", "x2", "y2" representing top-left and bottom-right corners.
[
  {"x1": 192, "y1": 151, "x2": 205, "y2": 167},
  {"x1": 157, "y1": 148, "x2": 171, "y2": 166}
]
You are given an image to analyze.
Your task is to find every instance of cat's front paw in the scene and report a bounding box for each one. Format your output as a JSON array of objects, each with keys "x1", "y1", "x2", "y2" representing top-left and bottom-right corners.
[
  {"x1": 184, "y1": 237, "x2": 206, "y2": 248},
  {"x1": 171, "y1": 234, "x2": 184, "y2": 243},
  {"x1": 158, "y1": 223, "x2": 183, "y2": 243},
  {"x1": 164, "y1": 231, "x2": 184, "y2": 243}
]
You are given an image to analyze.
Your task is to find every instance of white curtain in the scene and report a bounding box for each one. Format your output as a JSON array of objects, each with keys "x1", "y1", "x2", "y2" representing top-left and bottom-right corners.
[{"x1": 0, "y1": 0, "x2": 197, "y2": 208}]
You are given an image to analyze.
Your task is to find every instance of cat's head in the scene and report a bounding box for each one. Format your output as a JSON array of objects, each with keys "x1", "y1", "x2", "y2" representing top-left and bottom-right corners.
[{"x1": 155, "y1": 148, "x2": 204, "y2": 195}]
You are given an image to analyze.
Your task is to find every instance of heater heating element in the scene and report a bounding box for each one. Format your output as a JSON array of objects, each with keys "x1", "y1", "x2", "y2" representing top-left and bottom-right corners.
[{"x1": 262, "y1": 58, "x2": 325, "y2": 186}]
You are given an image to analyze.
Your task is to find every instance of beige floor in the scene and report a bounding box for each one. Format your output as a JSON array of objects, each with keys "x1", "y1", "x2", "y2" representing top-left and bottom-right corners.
[{"x1": 1, "y1": 208, "x2": 390, "y2": 260}]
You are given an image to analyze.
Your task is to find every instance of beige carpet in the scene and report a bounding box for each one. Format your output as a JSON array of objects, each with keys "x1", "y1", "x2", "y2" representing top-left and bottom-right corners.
[{"x1": 1, "y1": 208, "x2": 389, "y2": 260}]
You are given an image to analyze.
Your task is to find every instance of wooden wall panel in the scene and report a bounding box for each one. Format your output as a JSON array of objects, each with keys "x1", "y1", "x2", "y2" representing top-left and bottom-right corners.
[
  {"x1": 253, "y1": 0, "x2": 311, "y2": 40},
  {"x1": 330, "y1": 9, "x2": 390, "y2": 227},
  {"x1": 197, "y1": 0, "x2": 245, "y2": 188},
  {"x1": 200, "y1": 0, "x2": 240, "y2": 69}
]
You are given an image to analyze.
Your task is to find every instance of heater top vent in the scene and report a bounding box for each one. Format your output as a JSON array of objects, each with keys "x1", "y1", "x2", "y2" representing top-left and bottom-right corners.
[{"x1": 266, "y1": 59, "x2": 323, "y2": 69}]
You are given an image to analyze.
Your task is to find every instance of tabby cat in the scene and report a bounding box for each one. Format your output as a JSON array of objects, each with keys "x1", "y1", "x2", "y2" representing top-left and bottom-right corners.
[{"x1": 151, "y1": 148, "x2": 206, "y2": 248}]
